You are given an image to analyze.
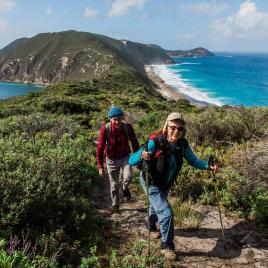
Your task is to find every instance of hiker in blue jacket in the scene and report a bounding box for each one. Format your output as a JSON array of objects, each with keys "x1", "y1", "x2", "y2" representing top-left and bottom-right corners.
[{"x1": 128, "y1": 112, "x2": 217, "y2": 259}]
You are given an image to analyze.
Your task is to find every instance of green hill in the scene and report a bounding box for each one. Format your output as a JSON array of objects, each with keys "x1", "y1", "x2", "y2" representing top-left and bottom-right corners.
[{"x1": 0, "y1": 30, "x2": 174, "y2": 85}]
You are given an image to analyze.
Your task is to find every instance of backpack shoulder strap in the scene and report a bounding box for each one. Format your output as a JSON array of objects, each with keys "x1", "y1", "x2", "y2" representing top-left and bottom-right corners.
[
  {"x1": 155, "y1": 133, "x2": 168, "y2": 149},
  {"x1": 152, "y1": 133, "x2": 169, "y2": 157},
  {"x1": 105, "y1": 122, "x2": 111, "y2": 140},
  {"x1": 105, "y1": 121, "x2": 129, "y2": 140}
]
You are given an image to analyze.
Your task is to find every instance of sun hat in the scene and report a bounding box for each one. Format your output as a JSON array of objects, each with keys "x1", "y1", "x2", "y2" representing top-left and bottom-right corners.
[
  {"x1": 108, "y1": 106, "x2": 124, "y2": 118},
  {"x1": 166, "y1": 112, "x2": 184, "y2": 121},
  {"x1": 163, "y1": 112, "x2": 185, "y2": 133}
]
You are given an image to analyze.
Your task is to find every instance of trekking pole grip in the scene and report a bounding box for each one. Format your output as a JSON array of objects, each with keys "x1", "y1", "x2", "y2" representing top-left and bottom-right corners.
[
  {"x1": 142, "y1": 141, "x2": 149, "y2": 171},
  {"x1": 208, "y1": 155, "x2": 214, "y2": 167}
]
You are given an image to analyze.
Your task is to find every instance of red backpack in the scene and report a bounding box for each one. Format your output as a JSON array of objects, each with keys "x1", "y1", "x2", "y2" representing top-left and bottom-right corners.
[{"x1": 143, "y1": 130, "x2": 164, "y2": 158}]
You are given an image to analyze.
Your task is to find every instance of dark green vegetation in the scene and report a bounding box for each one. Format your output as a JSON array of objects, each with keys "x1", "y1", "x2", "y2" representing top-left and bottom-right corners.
[
  {"x1": 0, "y1": 71, "x2": 267, "y2": 266},
  {"x1": 0, "y1": 30, "x2": 173, "y2": 85}
]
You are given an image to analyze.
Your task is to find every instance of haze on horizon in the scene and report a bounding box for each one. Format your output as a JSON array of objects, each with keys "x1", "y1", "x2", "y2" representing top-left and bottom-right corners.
[{"x1": 0, "y1": 0, "x2": 268, "y2": 53}]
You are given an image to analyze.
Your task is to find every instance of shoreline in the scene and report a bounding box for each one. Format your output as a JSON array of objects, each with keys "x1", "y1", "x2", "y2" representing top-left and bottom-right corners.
[
  {"x1": 0, "y1": 80, "x2": 47, "y2": 87},
  {"x1": 145, "y1": 65, "x2": 209, "y2": 107}
]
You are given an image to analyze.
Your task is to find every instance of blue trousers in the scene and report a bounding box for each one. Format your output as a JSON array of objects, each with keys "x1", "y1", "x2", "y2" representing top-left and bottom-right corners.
[{"x1": 140, "y1": 173, "x2": 174, "y2": 245}]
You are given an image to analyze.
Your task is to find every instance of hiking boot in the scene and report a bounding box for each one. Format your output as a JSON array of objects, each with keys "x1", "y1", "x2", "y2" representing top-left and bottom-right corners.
[
  {"x1": 111, "y1": 205, "x2": 119, "y2": 213},
  {"x1": 146, "y1": 223, "x2": 161, "y2": 239},
  {"x1": 150, "y1": 231, "x2": 161, "y2": 240},
  {"x1": 148, "y1": 223, "x2": 157, "y2": 232},
  {"x1": 122, "y1": 189, "x2": 131, "y2": 201},
  {"x1": 160, "y1": 242, "x2": 176, "y2": 260}
]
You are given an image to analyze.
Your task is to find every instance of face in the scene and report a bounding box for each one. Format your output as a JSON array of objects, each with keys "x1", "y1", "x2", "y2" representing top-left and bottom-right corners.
[
  {"x1": 167, "y1": 121, "x2": 184, "y2": 144},
  {"x1": 110, "y1": 116, "x2": 122, "y2": 128}
]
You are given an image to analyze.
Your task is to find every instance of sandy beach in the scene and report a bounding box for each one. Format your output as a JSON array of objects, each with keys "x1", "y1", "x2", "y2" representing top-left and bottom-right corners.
[
  {"x1": 145, "y1": 65, "x2": 210, "y2": 107},
  {"x1": 145, "y1": 65, "x2": 185, "y2": 101}
]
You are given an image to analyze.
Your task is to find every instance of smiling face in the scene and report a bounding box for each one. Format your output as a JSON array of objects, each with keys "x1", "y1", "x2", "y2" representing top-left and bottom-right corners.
[
  {"x1": 166, "y1": 120, "x2": 185, "y2": 144},
  {"x1": 110, "y1": 116, "x2": 122, "y2": 128}
]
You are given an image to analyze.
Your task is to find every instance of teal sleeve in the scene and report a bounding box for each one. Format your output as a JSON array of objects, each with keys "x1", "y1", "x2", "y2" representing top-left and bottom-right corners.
[
  {"x1": 184, "y1": 145, "x2": 208, "y2": 170},
  {"x1": 128, "y1": 140, "x2": 155, "y2": 166}
]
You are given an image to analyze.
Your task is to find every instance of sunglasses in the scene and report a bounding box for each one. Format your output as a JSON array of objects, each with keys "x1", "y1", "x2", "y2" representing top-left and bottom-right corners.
[{"x1": 168, "y1": 125, "x2": 184, "y2": 132}]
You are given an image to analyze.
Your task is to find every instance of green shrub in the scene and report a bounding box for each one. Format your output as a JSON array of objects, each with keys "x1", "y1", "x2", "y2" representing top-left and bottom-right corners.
[
  {"x1": 250, "y1": 191, "x2": 268, "y2": 223},
  {"x1": 186, "y1": 107, "x2": 268, "y2": 145},
  {"x1": 220, "y1": 173, "x2": 262, "y2": 217},
  {"x1": 0, "y1": 238, "x2": 59, "y2": 268},
  {"x1": 0, "y1": 134, "x2": 95, "y2": 232},
  {"x1": 109, "y1": 240, "x2": 164, "y2": 268},
  {"x1": 40, "y1": 97, "x2": 99, "y2": 114},
  {"x1": 80, "y1": 246, "x2": 101, "y2": 268},
  {"x1": 199, "y1": 184, "x2": 216, "y2": 205}
]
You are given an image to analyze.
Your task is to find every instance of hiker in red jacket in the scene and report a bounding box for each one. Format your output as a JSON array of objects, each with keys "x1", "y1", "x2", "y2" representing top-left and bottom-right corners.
[{"x1": 96, "y1": 106, "x2": 139, "y2": 213}]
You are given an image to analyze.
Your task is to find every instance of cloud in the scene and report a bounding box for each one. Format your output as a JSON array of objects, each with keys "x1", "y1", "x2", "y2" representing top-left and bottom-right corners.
[
  {"x1": 181, "y1": 1, "x2": 229, "y2": 16},
  {"x1": 211, "y1": 0, "x2": 268, "y2": 39},
  {"x1": 46, "y1": 6, "x2": 52, "y2": 15},
  {"x1": 0, "y1": 18, "x2": 7, "y2": 30},
  {"x1": 0, "y1": 0, "x2": 15, "y2": 12},
  {"x1": 108, "y1": 0, "x2": 146, "y2": 17},
  {"x1": 84, "y1": 6, "x2": 99, "y2": 18}
]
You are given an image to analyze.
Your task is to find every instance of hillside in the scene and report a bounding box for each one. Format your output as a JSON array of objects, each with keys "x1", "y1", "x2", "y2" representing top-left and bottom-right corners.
[
  {"x1": 0, "y1": 30, "x2": 267, "y2": 267},
  {"x1": 0, "y1": 30, "x2": 174, "y2": 85},
  {"x1": 167, "y1": 47, "x2": 214, "y2": 57}
]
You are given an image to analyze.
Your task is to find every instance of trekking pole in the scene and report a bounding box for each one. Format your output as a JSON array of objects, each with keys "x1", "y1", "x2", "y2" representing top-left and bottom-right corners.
[
  {"x1": 142, "y1": 144, "x2": 151, "y2": 265},
  {"x1": 208, "y1": 155, "x2": 226, "y2": 243}
]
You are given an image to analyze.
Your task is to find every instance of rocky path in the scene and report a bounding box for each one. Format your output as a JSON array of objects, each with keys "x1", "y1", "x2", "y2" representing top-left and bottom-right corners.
[{"x1": 92, "y1": 173, "x2": 268, "y2": 267}]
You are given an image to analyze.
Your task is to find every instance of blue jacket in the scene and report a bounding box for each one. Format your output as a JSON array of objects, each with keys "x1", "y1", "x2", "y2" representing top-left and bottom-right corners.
[{"x1": 129, "y1": 139, "x2": 208, "y2": 186}]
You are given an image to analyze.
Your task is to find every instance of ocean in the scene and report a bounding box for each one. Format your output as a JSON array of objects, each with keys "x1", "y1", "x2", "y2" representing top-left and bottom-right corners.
[
  {"x1": 0, "y1": 81, "x2": 43, "y2": 99},
  {"x1": 151, "y1": 52, "x2": 268, "y2": 107}
]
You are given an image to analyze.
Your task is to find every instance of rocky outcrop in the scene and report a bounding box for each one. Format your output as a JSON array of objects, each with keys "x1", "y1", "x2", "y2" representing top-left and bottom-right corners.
[{"x1": 0, "y1": 47, "x2": 114, "y2": 85}]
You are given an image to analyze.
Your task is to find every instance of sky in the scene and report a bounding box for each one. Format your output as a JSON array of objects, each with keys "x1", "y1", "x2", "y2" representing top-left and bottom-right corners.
[{"x1": 0, "y1": 0, "x2": 268, "y2": 52}]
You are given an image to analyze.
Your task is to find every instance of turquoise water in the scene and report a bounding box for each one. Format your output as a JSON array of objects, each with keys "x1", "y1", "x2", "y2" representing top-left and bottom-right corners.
[
  {"x1": 153, "y1": 53, "x2": 268, "y2": 106},
  {"x1": 0, "y1": 81, "x2": 43, "y2": 99}
]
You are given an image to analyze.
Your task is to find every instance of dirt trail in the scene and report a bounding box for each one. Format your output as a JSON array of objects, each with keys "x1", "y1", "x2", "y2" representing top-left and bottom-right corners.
[{"x1": 92, "y1": 173, "x2": 268, "y2": 267}]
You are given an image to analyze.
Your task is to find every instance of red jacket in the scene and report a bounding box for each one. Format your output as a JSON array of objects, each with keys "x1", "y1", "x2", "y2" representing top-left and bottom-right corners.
[{"x1": 96, "y1": 121, "x2": 139, "y2": 168}]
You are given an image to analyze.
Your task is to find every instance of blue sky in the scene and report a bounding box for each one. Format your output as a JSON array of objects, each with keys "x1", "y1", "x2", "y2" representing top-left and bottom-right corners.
[{"x1": 0, "y1": 0, "x2": 268, "y2": 52}]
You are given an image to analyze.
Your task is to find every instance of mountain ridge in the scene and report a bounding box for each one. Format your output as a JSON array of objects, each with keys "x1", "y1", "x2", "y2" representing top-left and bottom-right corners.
[
  {"x1": 0, "y1": 30, "x2": 173, "y2": 85},
  {"x1": 0, "y1": 31, "x2": 214, "y2": 85}
]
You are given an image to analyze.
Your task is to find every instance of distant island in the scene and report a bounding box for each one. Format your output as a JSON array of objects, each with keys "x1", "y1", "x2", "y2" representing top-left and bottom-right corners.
[
  {"x1": 0, "y1": 30, "x2": 214, "y2": 85},
  {"x1": 166, "y1": 47, "x2": 214, "y2": 58}
]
